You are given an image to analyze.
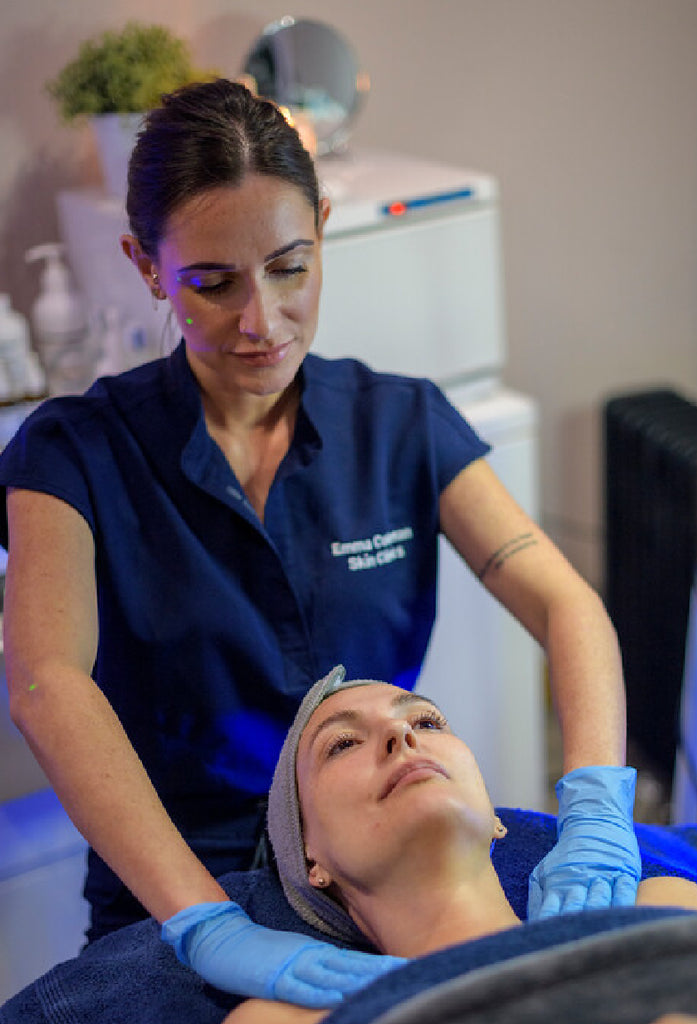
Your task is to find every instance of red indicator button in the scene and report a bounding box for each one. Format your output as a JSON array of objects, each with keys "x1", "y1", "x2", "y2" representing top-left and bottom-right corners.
[{"x1": 388, "y1": 201, "x2": 407, "y2": 216}]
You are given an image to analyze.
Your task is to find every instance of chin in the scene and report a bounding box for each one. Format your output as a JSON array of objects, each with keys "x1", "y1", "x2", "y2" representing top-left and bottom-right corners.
[
  {"x1": 242, "y1": 371, "x2": 298, "y2": 399},
  {"x1": 238, "y1": 348, "x2": 307, "y2": 392},
  {"x1": 405, "y1": 787, "x2": 494, "y2": 839}
]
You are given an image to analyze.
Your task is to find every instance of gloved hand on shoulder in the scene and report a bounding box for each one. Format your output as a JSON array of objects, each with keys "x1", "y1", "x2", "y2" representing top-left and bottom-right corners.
[
  {"x1": 527, "y1": 765, "x2": 642, "y2": 921},
  {"x1": 162, "y1": 900, "x2": 405, "y2": 1008}
]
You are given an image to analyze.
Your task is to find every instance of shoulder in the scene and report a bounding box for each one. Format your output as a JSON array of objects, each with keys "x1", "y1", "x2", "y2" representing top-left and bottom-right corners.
[
  {"x1": 304, "y1": 352, "x2": 435, "y2": 394},
  {"x1": 0, "y1": 354, "x2": 184, "y2": 512},
  {"x1": 302, "y1": 354, "x2": 488, "y2": 449},
  {"x1": 302, "y1": 354, "x2": 450, "y2": 417},
  {"x1": 11, "y1": 352, "x2": 181, "y2": 440},
  {"x1": 3, "y1": 392, "x2": 107, "y2": 458}
]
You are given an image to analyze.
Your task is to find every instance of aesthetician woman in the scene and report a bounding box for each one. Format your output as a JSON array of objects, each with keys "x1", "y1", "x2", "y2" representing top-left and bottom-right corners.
[{"x1": 0, "y1": 79, "x2": 639, "y2": 1006}]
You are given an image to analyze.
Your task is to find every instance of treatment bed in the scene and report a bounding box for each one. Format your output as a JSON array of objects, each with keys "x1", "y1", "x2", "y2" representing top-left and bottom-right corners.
[{"x1": 2, "y1": 808, "x2": 697, "y2": 1024}]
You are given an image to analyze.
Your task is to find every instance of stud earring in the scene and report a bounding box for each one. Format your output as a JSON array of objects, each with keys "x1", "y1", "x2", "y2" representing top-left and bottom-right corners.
[
  {"x1": 316, "y1": 876, "x2": 327, "y2": 888},
  {"x1": 151, "y1": 271, "x2": 166, "y2": 302}
]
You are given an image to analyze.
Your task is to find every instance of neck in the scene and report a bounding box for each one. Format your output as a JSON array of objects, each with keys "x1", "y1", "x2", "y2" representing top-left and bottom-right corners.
[
  {"x1": 196, "y1": 375, "x2": 301, "y2": 521},
  {"x1": 201, "y1": 377, "x2": 300, "y2": 435},
  {"x1": 342, "y1": 852, "x2": 520, "y2": 958}
]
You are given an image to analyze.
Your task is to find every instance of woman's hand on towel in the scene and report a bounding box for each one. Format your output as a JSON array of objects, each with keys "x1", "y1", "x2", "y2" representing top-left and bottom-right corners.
[
  {"x1": 161, "y1": 900, "x2": 405, "y2": 1007},
  {"x1": 527, "y1": 766, "x2": 642, "y2": 920}
]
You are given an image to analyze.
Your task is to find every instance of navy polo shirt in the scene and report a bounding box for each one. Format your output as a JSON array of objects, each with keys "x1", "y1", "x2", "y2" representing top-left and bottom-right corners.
[{"x1": 0, "y1": 342, "x2": 488, "y2": 862}]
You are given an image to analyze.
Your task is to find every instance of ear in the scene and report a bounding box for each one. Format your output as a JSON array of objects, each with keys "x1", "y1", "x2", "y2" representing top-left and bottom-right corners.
[
  {"x1": 493, "y1": 816, "x2": 508, "y2": 839},
  {"x1": 317, "y1": 197, "x2": 331, "y2": 240},
  {"x1": 120, "y1": 235, "x2": 164, "y2": 297},
  {"x1": 307, "y1": 860, "x2": 333, "y2": 891}
]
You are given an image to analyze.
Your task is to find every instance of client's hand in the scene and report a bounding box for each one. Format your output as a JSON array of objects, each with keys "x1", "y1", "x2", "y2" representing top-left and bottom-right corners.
[
  {"x1": 527, "y1": 765, "x2": 642, "y2": 920},
  {"x1": 162, "y1": 901, "x2": 405, "y2": 1008}
]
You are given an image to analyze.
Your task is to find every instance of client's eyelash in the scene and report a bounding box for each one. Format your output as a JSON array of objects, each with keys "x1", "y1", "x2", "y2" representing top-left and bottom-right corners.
[
  {"x1": 411, "y1": 709, "x2": 449, "y2": 730},
  {"x1": 325, "y1": 710, "x2": 448, "y2": 758},
  {"x1": 326, "y1": 732, "x2": 357, "y2": 758}
]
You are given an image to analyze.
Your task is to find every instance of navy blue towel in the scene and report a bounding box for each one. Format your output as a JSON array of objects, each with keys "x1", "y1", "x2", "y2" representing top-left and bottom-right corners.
[{"x1": 2, "y1": 809, "x2": 697, "y2": 1024}]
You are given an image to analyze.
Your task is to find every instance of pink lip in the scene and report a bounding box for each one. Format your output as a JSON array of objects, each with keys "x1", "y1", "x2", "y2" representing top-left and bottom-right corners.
[
  {"x1": 379, "y1": 759, "x2": 449, "y2": 800},
  {"x1": 232, "y1": 342, "x2": 291, "y2": 366}
]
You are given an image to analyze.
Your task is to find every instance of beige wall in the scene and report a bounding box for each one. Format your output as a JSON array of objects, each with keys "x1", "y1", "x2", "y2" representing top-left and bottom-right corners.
[{"x1": 2, "y1": 0, "x2": 697, "y2": 586}]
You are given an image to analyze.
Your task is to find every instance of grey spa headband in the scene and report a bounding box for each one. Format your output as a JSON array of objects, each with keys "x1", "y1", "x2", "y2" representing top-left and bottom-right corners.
[{"x1": 267, "y1": 664, "x2": 381, "y2": 945}]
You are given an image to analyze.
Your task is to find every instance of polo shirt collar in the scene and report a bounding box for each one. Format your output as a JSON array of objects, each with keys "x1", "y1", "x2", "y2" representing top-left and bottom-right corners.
[{"x1": 175, "y1": 342, "x2": 323, "y2": 502}]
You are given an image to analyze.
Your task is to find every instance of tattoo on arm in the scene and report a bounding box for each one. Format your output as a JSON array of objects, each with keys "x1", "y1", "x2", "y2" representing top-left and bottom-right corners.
[{"x1": 478, "y1": 532, "x2": 538, "y2": 581}]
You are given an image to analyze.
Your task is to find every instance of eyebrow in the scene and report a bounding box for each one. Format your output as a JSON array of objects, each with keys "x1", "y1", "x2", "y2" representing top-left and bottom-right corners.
[
  {"x1": 177, "y1": 238, "x2": 315, "y2": 277},
  {"x1": 306, "y1": 692, "x2": 442, "y2": 751}
]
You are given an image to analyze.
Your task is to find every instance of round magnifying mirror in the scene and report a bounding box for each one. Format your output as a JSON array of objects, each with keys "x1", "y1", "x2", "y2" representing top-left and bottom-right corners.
[{"x1": 242, "y1": 17, "x2": 369, "y2": 156}]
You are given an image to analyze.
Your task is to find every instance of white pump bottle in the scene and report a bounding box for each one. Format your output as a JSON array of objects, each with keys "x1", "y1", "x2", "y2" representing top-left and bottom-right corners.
[
  {"x1": 25, "y1": 243, "x2": 89, "y2": 394},
  {"x1": 0, "y1": 293, "x2": 31, "y2": 402}
]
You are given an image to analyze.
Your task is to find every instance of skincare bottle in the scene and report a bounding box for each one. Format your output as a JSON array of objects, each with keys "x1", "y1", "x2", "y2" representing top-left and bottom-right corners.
[
  {"x1": 93, "y1": 306, "x2": 124, "y2": 378},
  {"x1": 0, "y1": 293, "x2": 32, "y2": 402},
  {"x1": 25, "y1": 243, "x2": 89, "y2": 394},
  {"x1": 23, "y1": 350, "x2": 48, "y2": 402}
]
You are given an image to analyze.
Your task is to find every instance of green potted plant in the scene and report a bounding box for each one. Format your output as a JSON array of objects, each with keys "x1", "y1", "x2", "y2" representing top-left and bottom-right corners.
[{"x1": 46, "y1": 22, "x2": 215, "y2": 198}]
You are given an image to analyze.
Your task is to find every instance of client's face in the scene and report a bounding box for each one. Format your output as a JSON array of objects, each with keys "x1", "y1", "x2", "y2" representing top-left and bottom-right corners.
[{"x1": 296, "y1": 683, "x2": 497, "y2": 895}]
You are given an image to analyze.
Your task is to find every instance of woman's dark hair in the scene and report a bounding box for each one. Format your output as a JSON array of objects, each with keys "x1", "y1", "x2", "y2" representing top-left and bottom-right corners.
[{"x1": 126, "y1": 78, "x2": 320, "y2": 256}]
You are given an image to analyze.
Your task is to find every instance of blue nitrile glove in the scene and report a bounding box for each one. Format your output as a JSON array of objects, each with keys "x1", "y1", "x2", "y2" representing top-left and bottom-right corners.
[
  {"x1": 527, "y1": 765, "x2": 642, "y2": 921},
  {"x1": 162, "y1": 901, "x2": 405, "y2": 1008}
]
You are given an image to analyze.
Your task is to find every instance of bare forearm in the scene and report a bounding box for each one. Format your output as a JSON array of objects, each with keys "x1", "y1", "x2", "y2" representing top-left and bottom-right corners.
[
  {"x1": 439, "y1": 463, "x2": 628, "y2": 773},
  {"x1": 4, "y1": 489, "x2": 226, "y2": 922},
  {"x1": 9, "y1": 658, "x2": 227, "y2": 923},
  {"x1": 224, "y1": 999, "x2": 329, "y2": 1023},
  {"x1": 545, "y1": 584, "x2": 626, "y2": 773}
]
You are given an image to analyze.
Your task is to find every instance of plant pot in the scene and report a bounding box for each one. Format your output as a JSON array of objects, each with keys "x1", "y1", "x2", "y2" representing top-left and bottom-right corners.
[{"x1": 91, "y1": 113, "x2": 143, "y2": 200}]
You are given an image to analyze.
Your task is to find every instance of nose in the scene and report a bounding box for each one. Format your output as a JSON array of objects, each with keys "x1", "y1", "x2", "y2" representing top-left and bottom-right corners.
[
  {"x1": 238, "y1": 280, "x2": 273, "y2": 341},
  {"x1": 385, "y1": 719, "x2": 417, "y2": 756}
]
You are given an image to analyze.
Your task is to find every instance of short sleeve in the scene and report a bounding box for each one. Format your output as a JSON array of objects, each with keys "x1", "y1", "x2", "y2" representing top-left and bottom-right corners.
[
  {"x1": 423, "y1": 380, "x2": 491, "y2": 492},
  {"x1": 0, "y1": 400, "x2": 97, "y2": 549}
]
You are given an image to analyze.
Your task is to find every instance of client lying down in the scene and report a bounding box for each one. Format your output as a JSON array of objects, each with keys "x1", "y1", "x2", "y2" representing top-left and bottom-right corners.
[
  {"x1": 3, "y1": 667, "x2": 697, "y2": 1024},
  {"x1": 229, "y1": 666, "x2": 697, "y2": 1023}
]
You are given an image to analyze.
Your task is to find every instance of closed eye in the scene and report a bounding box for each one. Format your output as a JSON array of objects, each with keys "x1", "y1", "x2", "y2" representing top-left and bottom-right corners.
[
  {"x1": 178, "y1": 264, "x2": 307, "y2": 294},
  {"x1": 196, "y1": 279, "x2": 233, "y2": 295},
  {"x1": 182, "y1": 271, "x2": 237, "y2": 295},
  {"x1": 268, "y1": 264, "x2": 307, "y2": 278}
]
